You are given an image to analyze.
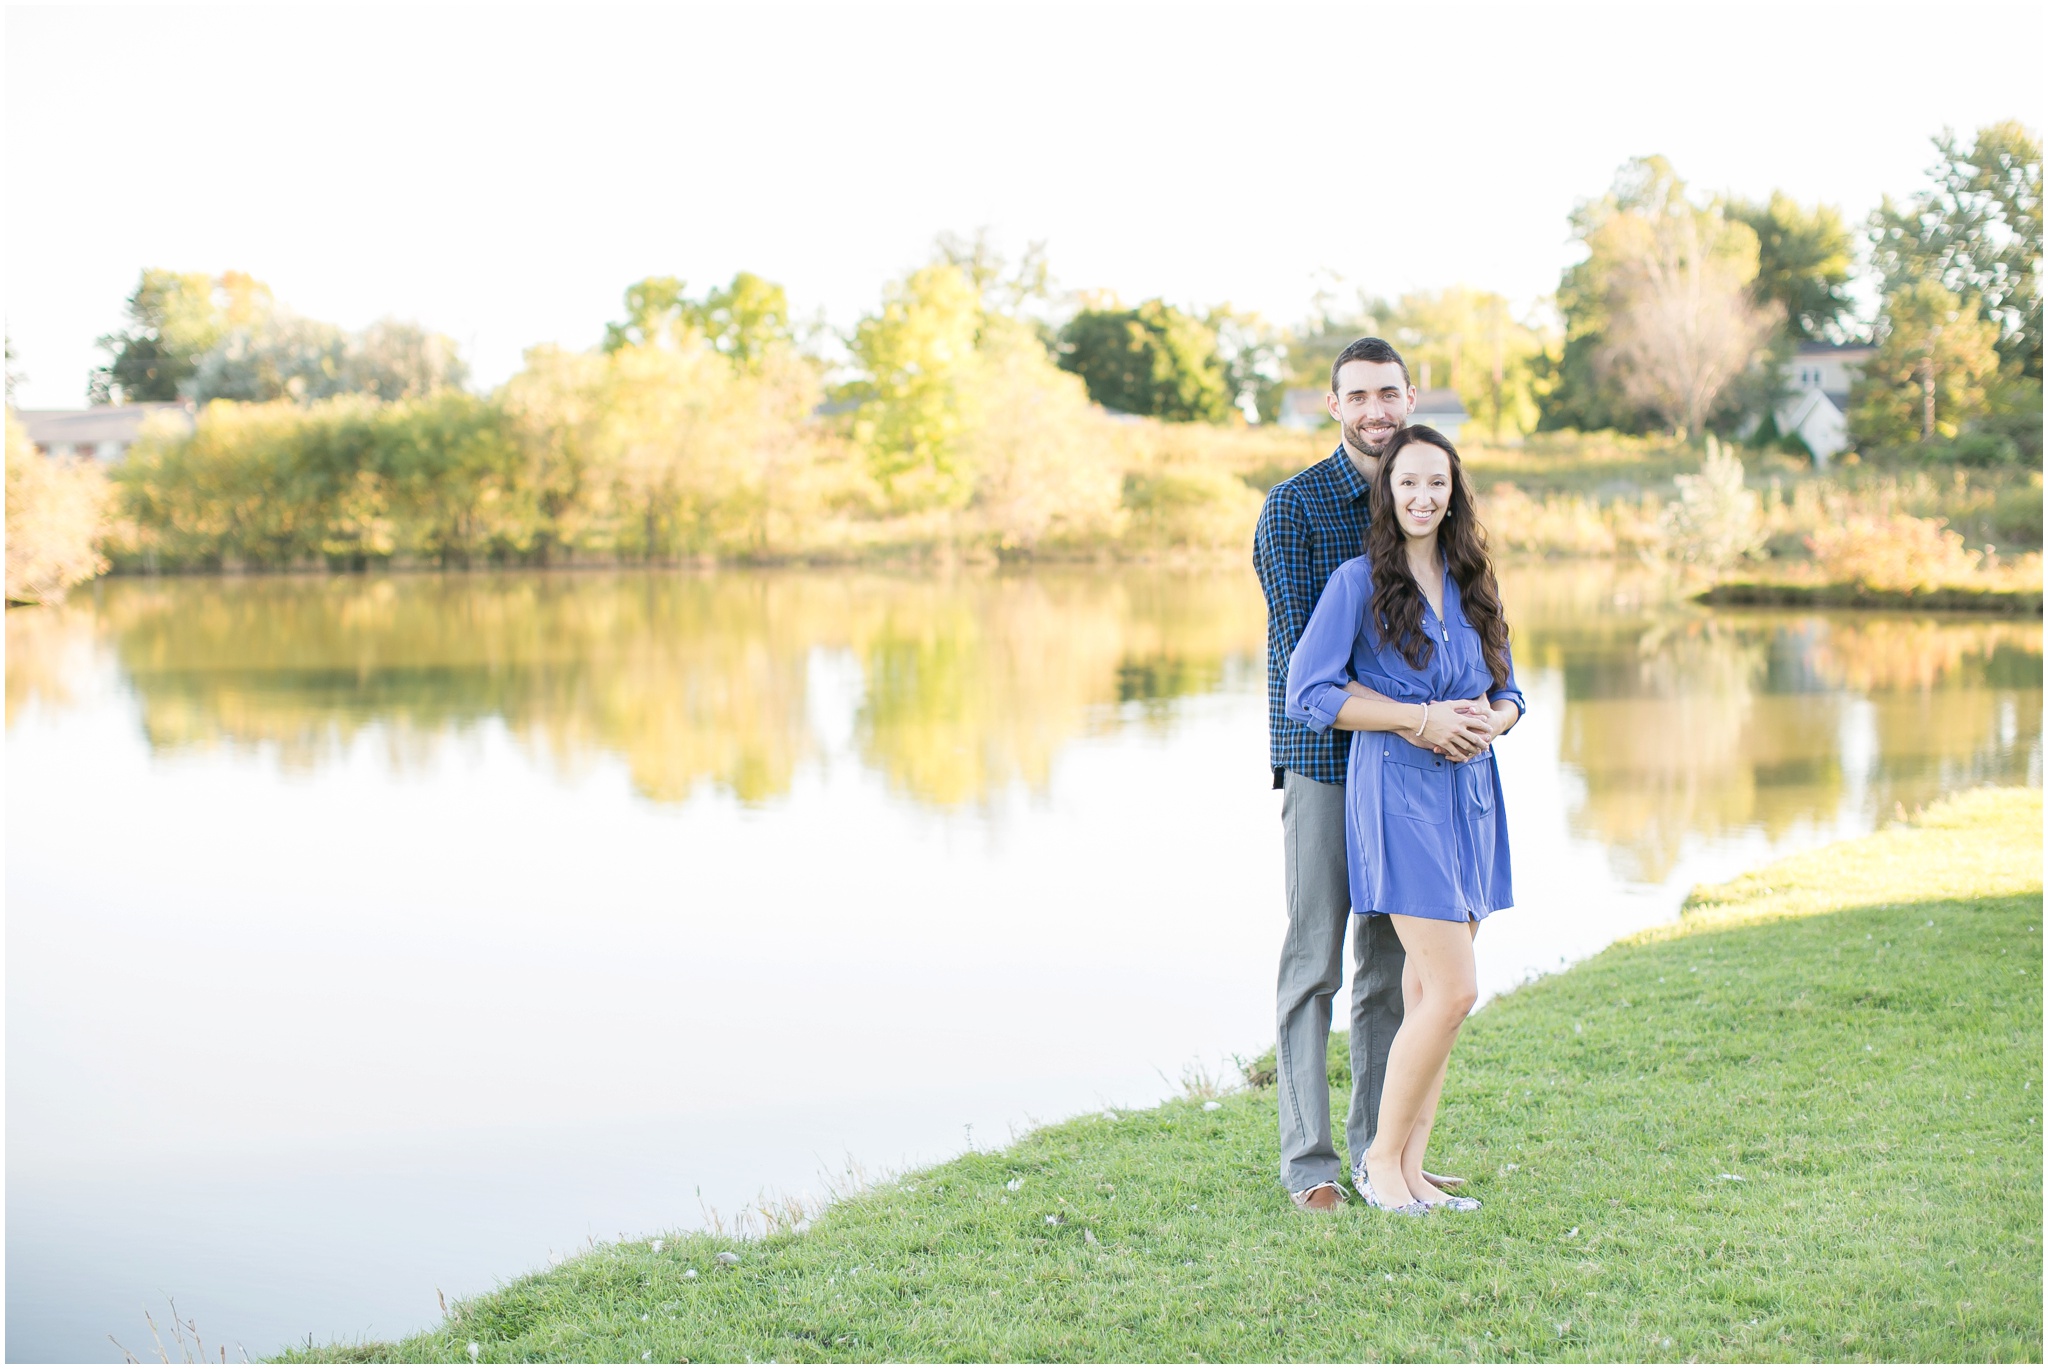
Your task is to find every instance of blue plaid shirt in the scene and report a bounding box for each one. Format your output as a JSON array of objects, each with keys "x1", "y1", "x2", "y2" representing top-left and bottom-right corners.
[{"x1": 1253, "y1": 446, "x2": 1370, "y2": 788}]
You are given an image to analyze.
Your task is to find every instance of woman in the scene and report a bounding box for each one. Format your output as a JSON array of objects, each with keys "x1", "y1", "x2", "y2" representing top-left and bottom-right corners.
[{"x1": 1283, "y1": 424, "x2": 1523, "y2": 1214}]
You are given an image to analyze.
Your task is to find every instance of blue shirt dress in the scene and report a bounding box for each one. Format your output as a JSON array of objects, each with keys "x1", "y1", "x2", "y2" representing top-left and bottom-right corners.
[{"x1": 1283, "y1": 556, "x2": 1526, "y2": 922}]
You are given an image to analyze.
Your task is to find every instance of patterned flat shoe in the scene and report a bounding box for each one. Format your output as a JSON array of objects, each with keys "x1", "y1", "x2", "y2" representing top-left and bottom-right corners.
[
  {"x1": 1356, "y1": 1176, "x2": 1429, "y2": 1216},
  {"x1": 1423, "y1": 1193, "x2": 1481, "y2": 1212}
]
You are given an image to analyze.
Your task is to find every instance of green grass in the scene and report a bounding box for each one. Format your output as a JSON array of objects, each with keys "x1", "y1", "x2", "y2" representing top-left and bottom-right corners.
[{"x1": 289, "y1": 789, "x2": 2042, "y2": 1363}]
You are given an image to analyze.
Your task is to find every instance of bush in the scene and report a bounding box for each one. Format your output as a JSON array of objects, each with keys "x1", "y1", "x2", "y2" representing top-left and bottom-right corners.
[
  {"x1": 1806, "y1": 512, "x2": 1983, "y2": 590},
  {"x1": 1119, "y1": 465, "x2": 1262, "y2": 552},
  {"x1": 6, "y1": 410, "x2": 113, "y2": 603},
  {"x1": 1656, "y1": 438, "x2": 1764, "y2": 569}
]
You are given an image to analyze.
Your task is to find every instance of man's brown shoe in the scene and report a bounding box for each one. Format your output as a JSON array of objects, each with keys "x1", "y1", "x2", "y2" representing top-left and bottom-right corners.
[{"x1": 1290, "y1": 1182, "x2": 1348, "y2": 1212}]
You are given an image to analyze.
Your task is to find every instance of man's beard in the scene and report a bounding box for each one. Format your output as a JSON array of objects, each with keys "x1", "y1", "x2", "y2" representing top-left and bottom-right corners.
[{"x1": 1345, "y1": 417, "x2": 1399, "y2": 457}]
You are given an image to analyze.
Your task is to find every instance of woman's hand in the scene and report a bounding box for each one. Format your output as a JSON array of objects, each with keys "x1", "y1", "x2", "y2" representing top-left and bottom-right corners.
[{"x1": 1420, "y1": 701, "x2": 1494, "y2": 760}]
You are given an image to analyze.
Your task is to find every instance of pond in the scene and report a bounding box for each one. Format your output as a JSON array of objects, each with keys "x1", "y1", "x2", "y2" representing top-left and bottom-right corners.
[{"x1": 7, "y1": 562, "x2": 2039, "y2": 1362}]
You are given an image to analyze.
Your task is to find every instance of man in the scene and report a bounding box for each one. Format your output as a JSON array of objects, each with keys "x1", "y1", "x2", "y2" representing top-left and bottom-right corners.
[{"x1": 1253, "y1": 336, "x2": 1491, "y2": 1210}]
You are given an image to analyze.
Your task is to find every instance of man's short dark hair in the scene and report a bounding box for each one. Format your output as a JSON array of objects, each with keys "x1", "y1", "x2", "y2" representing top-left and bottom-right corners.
[{"x1": 1330, "y1": 337, "x2": 1411, "y2": 394}]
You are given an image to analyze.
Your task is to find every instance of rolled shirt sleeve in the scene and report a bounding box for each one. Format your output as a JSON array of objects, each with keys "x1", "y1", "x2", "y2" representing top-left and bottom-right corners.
[
  {"x1": 1284, "y1": 560, "x2": 1368, "y2": 735},
  {"x1": 1488, "y1": 640, "x2": 1528, "y2": 719}
]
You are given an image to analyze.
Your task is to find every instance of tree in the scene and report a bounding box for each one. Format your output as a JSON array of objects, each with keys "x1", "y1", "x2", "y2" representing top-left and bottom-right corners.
[
  {"x1": 696, "y1": 273, "x2": 791, "y2": 371},
  {"x1": 1582, "y1": 161, "x2": 1780, "y2": 438},
  {"x1": 847, "y1": 262, "x2": 986, "y2": 507},
  {"x1": 603, "y1": 276, "x2": 691, "y2": 352},
  {"x1": 1541, "y1": 157, "x2": 1684, "y2": 433},
  {"x1": 1056, "y1": 300, "x2": 1233, "y2": 423},
  {"x1": 185, "y1": 311, "x2": 467, "y2": 404},
  {"x1": 1726, "y1": 192, "x2": 1858, "y2": 342},
  {"x1": 1275, "y1": 280, "x2": 1394, "y2": 411},
  {"x1": 92, "y1": 268, "x2": 463, "y2": 406},
  {"x1": 1870, "y1": 121, "x2": 2042, "y2": 381},
  {"x1": 1849, "y1": 279, "x2": 2001, "y2": 445},
  {"x1": 90, "y1": 269, "x2": 271, "y2": 403},
  {"x1": 1205, "y1": 307, "x2": 1287, "y2": 424},
  {"x1": 933, "y1": 228, "x2": 1053, "y2": 319},
  {"x1": 603, "y1": 273, "x2": 792, "y2": 372},
  {"x1": 1388, "y1": 287, "x2": 1553, "y2": 440}
]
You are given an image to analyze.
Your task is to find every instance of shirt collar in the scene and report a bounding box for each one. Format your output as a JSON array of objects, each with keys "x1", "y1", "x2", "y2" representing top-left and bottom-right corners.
[{"x1": 1328, "y1": 445, "x2": 1370, "y2": 503}]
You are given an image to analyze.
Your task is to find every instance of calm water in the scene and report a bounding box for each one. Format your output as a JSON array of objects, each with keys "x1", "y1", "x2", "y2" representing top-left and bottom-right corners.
[{"x1": 7, "y1": 563, "x2": 2040, "y2": 1362}]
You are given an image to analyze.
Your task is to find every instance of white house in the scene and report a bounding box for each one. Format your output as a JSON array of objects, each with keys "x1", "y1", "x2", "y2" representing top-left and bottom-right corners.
[
  {"x1": 1773, "y1": 342, "x2": 1875, "y2": 467},
  {"x1": 1276, "y1": 388, "x2": 1331, "y2": 430},
  {"x1": 16, "y1": 402, "x2": 193, "y2": 463},
  {"x1": 1410, "y1": 388, "x2": 1469, "y2": 444}
]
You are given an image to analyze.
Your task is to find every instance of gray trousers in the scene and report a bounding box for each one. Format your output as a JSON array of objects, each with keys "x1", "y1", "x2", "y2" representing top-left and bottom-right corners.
[{"x1": 1276, "y1": 770, "x2": 1406, "y2": 1193}]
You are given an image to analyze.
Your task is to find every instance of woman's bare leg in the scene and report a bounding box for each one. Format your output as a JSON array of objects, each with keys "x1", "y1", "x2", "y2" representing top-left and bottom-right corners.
[
  {"x1": 1401, "y1": 919, "x2": 1480, "y2": 1201},
  {"x1": 1362, "y1": 915, "x2": 1479, "y2": 1207}
]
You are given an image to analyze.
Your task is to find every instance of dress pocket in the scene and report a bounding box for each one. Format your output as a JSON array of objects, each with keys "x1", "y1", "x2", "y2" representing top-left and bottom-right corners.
[
  {"x1": 1458, "y1": 758, "x2": 1496, "y2": 816},
  {"x1": 1386, "y1": 756, "x2": 1450, "y2": 826}
]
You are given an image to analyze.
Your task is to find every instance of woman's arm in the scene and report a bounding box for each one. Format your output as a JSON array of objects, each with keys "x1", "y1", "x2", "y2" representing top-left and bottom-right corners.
[
  {"x1": 1283, "y1": 565, "x2": 1372, "y2": 734},
  {"x1": 1329, "y1": 690, "x2": 1495, "y2": 759}
]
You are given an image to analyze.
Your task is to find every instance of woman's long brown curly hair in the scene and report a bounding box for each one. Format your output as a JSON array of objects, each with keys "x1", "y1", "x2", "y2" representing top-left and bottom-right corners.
[{"x1": 1364, "y1": 424, "x2": 1513, "y2": 690}]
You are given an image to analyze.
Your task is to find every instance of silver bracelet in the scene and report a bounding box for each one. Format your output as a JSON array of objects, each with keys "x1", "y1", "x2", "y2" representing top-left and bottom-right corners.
[{"x1": 1414, "y1": 701, "x2": 1429, "y2": 738}]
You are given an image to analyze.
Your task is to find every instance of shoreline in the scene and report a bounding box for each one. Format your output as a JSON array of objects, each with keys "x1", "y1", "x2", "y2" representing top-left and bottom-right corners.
[
  {"x1": 280, "y1": 787, "x2": 2044, "y2": 1364},
  {"x1": 1697, "y1": 579, "x2": 2042, "y2": 615}
]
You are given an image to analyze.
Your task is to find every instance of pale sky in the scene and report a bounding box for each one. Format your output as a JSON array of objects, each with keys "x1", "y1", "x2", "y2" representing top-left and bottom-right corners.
[{"x1": 5, "y1": 1, "x2": 2043, "y2": 408}]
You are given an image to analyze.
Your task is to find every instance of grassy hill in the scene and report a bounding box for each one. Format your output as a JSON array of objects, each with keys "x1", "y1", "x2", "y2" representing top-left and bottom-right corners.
[{"x1": 290, "y1": 788, "x2": 2042, "y2": 1363}]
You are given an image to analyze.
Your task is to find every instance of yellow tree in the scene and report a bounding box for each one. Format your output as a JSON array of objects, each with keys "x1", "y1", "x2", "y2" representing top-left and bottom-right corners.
[{"x1": 848, "y1": 263, "x2": 985, "y2": 510}]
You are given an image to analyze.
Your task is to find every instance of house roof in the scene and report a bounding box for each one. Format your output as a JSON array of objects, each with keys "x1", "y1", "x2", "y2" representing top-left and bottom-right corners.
[
  {"x1": 16, "y1": 402, "x2": 193, "y2": 446},
  {"x1": 1411, "y1": 387, "x2": 1468, "y2": 419},
  {"x1": 1793, "y1": 341, "x2": 1876, "y2": 357}
]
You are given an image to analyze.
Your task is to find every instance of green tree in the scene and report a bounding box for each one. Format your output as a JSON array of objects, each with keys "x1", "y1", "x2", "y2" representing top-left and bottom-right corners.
[
  {"x1": 1275, "y1": 282, "x2": 1394, "y2": 410},
  {"x1": 1206, "y1": 307, "x2": 1286, "y2": 423},
  {"x1": 90, "y1": 269, "x2": 271, "y2": 403},
  {"x1": 933, "y1": 229, "x2": 1053, "y2": 319},
  {"x1": 1871, "y1": 121, "x2": 2042, "y2": 382},
  {"x1": 1850, "y1": 279, "x2": 2002, "y2": 445},
  {"x1": 186, "y1": 312, "x2": 466, "y2": 404},
  {"x1": 603, "y1": 277, "x2": 691, "y2": 352},
  {"x1": 1389, "y1": 287, "x2": 1553, "y2": 440},
  {"x1": 1056, "y1": 300, "x2": 1233, "y2": 423},
  {"x1": 603, "y1": 273, "x2": 792, "y2": 372},
  {"x1": 1726, "y1": 192, "x2": 1858, "y2": 342},
  {"x1": 848, "y1": 262, "x2": 986, "y2": 507}
]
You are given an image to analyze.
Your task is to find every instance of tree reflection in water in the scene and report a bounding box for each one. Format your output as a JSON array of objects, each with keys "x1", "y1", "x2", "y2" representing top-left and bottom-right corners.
[{"x1": 8, "y1": 563, "x2": 2038, "y2": 877}]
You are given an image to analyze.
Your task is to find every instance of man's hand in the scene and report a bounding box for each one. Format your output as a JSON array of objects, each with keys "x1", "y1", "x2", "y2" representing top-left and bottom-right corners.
[
  {"x1": 1449, "y1": 697, "x2": 1497, "y2": 754},
  {"x1": 1420, "y1": 701, "x2": 1493, "y2": 760}
]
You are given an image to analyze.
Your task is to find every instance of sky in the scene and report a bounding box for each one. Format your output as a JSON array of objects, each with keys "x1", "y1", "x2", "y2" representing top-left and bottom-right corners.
[{"x1": 5, "y1": 0, "x2": 2043, "y2": 409}]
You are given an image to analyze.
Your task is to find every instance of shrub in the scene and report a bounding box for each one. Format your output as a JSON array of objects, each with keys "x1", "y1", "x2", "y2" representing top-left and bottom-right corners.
[
  {"x1": 6, "y1": 410, "x2": 113, "y2": 603},
  {"x1": 1657, "y1": 438, "x2": 1763, "y2": 569},
  {"x1": 1807, "y1": 512, "x2": 1983, "y2": 590}
]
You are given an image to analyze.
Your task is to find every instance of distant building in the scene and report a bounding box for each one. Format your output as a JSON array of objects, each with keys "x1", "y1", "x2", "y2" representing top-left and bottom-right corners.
[
  {"x1": 1410, "y1": 388, "x2": 1469, "y2": 444},
  {"x1": 1276, "y1": 385, "x2": 1471, "y2": 444},
  {"x1": 1773, "y1": 342, "x2": 1875, "y2": 467},
  {"x1": 1276, "y1": 388, "x2": 1331, "y2": 430},
  {"x1": 16, "y1": 403, "x2": 193, "y2": 464}
]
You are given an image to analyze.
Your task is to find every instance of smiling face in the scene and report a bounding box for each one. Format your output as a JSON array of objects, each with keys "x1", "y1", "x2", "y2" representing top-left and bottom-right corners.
[
  {"x1": 1388, "y1": 441, "x2": 1453, "y2": 542},
  {"x1": 1327, "y1": 358, "x2": 1414, "y2": 464}
]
